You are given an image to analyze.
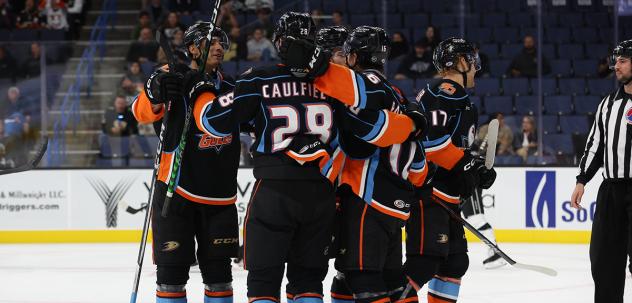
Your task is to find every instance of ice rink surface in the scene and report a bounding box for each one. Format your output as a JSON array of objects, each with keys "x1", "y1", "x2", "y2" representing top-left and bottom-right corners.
[{"x1": 1, "y1": 242, "x2": 630, "y2": 303}]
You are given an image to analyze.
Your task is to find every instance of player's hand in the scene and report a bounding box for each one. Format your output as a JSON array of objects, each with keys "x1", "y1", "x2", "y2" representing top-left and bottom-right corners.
[
  {"x1": 281, "y1": 37, "x2": 331, "y2": 78},
  {"x1": 159, "y1": 72, "x2": 184, "y2": 103},
  {"x1": 571, "y1": 183, "x2": 585, "y2": 209},
  {"x1": 453, "y1": 153, "x2": 480, "y2": 198},
  {"x1": 182, "y1": 70, "x2": 215, "y2": 101},
  {"x1": 478, "y1": 164, "x2": 496, "y2": 189},
  {"x1": 403, "y1": 101, "x2": 428, "y2": 141}
]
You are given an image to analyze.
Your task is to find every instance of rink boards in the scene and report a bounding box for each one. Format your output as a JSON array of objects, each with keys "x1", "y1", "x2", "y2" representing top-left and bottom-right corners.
[{"x1": 0, "y1": 167, "x2": 601, "y2": 243}]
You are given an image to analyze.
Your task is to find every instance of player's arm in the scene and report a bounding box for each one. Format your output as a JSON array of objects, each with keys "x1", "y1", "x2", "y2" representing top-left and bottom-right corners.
[
  {"x1": 314, "y1": 63, "x2": 388, "y2": 110},
  {"x1": 576, "y1": 96, "x2": 607, "y2": 185},
  {"x1": 131, "y1": 65, "x2": 182, "y2": 123},
  {"x1": 131, "y1": 91, "x2": 165, "y2": 123},
  {"x1": 407, "y1": 142, "x2": 429, "y2": 186},
  {"x1": 191, "y1": 71, "x2": 260, "y2": 138},
  {"x1": 338, "y1": 105, "x2": 415, "y2": 147}
]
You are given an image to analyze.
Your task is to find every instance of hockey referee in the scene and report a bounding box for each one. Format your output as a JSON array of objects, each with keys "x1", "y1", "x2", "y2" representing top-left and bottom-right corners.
[{"x1": 571, "y1": 39, "x2": 632, "y2": 303}]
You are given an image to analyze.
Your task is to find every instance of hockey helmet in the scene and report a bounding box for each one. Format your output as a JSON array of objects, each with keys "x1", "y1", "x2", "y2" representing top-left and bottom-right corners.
[
  {"x1": 272, "y1": 12, "x2": 315, "y2": 57},
  {"x1": 342, "y1": 26, "x2": 390, "y2": 67},
  {"x1": 184, "y1": 21, "x2": 230, "y2": 52},
  {"x1": 610, "y1": 39, "x2": 632, "y2": 70},
  {"x1": 432, "y1": 37, "x2": 481, "y2": 72},
  {"x1": 315, "y1": 26, "x2": 348, "y2": 51}
]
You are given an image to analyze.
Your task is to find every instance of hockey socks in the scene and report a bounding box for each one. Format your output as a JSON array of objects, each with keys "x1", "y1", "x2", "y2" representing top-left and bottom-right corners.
[
  {"x1": 156, "y1": 285, "x2": 187, "y2": 303},
  {"x1": 427, "y1": 276, "x2": 460, "y2": 303},
  {"x1": 204, "y1": 283, "x2": 233, "y2": 303}
]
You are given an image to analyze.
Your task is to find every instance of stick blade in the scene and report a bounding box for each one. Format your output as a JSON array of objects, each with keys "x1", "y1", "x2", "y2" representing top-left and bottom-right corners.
[
  {"x1": 512, "y1": 262, "x2": 558, "y2": 276},
  {"x1": 30, "y1": 136, "x2": 48, "y2": 167},
  {"x1": 485, "y1": 119, "x2": 499, "y2": 169}
]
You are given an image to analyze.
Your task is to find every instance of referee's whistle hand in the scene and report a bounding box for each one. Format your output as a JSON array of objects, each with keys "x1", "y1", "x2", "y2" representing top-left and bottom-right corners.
[{"x1": 571, "y1": 183, "x2": 585, "y2": 210}]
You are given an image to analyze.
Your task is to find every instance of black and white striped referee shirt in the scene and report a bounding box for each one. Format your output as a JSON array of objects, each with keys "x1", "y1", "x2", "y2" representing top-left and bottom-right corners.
[{"x1": 577, "y1": 87, "x2": 632, "y2": 184}]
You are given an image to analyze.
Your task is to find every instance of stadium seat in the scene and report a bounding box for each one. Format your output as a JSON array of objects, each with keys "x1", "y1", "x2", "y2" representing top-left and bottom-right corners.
[
  {"x1": 551, "y1": 59, "x2": 572, "y2": 78},
  {"x1": 598, "y1": 27, "x2": 613, "y2": 43},
  {"x1": 494, "y1": 28, "x2": 520, "y2": 44},
  {"x1": 541, "y1": 115, "x2": 559, "y2": 134},
  {"x1": 489, "y1": 59, "x2": 509, "y2": 77},
  {"x1": 480, "y1": 43, "x2": 499, "y2": 58},
  {"x1": 558, "y1": 44, "x2": 585, "y2": 60},
  {"x1": 467, "y1": 27, "x2": 493, "y2": 43},
  {"x1": 496, "y1": 155, "x2": 523, "y2": 165},
  {"x1": 574, "y1": 95, "x2": 601, "y2": 114},
  {"x1": 519, "y1": 27, "x2": 537, "y2": 40},
  {"x1": 481, "y1": 13, "x2": 506, "y2": 27},
  {"x1": 546, "y1": 27, "x2": 571, "y2": 44},
  {"x1": 128, "y1": 158, "x2": 153, "y2": 167},
  {"x1": 587, "y1": 78, "x2": 615, "y2": 96},
  {"x1": 385, "y1": 13, "x2": 403, "y2": 28},
  {"x1": 584, "y1": 43, "x2": 609, "y2": 60},
  {"x1": 98, "y1": 134, "x2": 130, "y2": 159},
  {"x1": 432, "y1": 14, "x2": 458, "y2": 27},
  {"x1": 349, "y1": 14, "x2": 375, "y2": 26},
  {"x1": 534, "y1": 78, "x2": 558, "y2": 95},
  {"x1": 179, "y1": 14, "x2": 194, "y2": 26},
  {"x1": 474, "y1": 78, "x2": 501, "y2": 96},
  {"x1": 572, "y1": 27, "x2": 599, "y2": 44},
  {"x1": 544, "y1": 133, "x2": 574, "y2": 154},
  {"x1": 497, "y1": 0, "x2": 523, "y2": 12},
  {"x1": 573, "y1": 59, "x2": 597, "y2": 77},
  {"x1": 398, "y1": 0, "x2": 423, "y2": 13},
  {"x1": 403, "y1": 13, "x2": 429, "y2": 29},
  {"x1": 508, "y1": 13, "x2": 533, "y2": 27},
  {"x1": 560, "y1": 115, "x2": 590, "y2": 134},
  {"x1": 503, "y1": 78, "x2": 530, "y2": 96},
  {"x1": 501, "y1": 44, "x2": 522, "y2": 59},
  {"x1": 544, "y1": 95, "x2": 573, "y2": 115},
  {"x1": 514, "y1": 96, "x2": 538, "y2": 115},
  {"x1": 503, "y1": 115, "x2": 520, "y2": 131},
  {"x1": 541, "y1": 14, "x2": 559, "y2": 27},
  {"x1": 542, "y1": 44, "x2": 556, "y2": 60},
  {"x1": 12, "y1": 29, "x2": 39, "y2": 41},
  {"x1": 558, "y1": 78, "x2": 587, "y2": 95},
  {"x1": 347, "y1": 0, "x2": 372, "y2": 13},
  {"x1": 372, "y1": 0, "x2": 397, "y2": 13},
  {"x1": 40, "y1": 29, "x2": 66, "y2": 41},
  {"x1": 0, "y1": 29, "x2": 9, "y2": 41},
  {"x1": 464, "y1": 15, "x2": 481, "y2": 27},
  {"x1": 559, "y1": 12, "x2": 585, "y2": 27},
  {"x1": 526, "y1": 155, "x2": 557, "y2": 165},
  {"x1": 422, "y1": 0, "x2": 452, "y2": 13},
  {"x1": 484, "y1": 96, "x2": 513, "y2": 114},
  {"x1": 323, "y1": 0, "x2": 346, "y2": 12},
  {"x1": 585, "y1": 12, "x2": 610, "y2": 27},
  {"x1": 442, "y1": 27, "x2": 462, "y2": 39},
  {"x1": 470, "y1": 0, "x2": 496, "y2": 12}
]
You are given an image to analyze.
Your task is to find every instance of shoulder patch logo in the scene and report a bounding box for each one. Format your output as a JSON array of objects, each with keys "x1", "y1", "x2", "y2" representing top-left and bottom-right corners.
[
  {"x1": 626, "y1": 107, "x2": 632, "y2": 125},
  {"x1": 439, "y1": 83, "x2": 456, "y2": 95}
]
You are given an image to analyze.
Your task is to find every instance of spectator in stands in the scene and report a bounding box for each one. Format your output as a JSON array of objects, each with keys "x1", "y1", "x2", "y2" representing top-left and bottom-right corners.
[
  {"x1": 2, "y1": 87, "x2": 30, "y2": 158},
  {"x1": 331, "y1": 10, "x2": 346, "y2": 28},
  {"x1": 217, "y1": 1, "x2": 239, "y2": 33},
  {"x1": 168, "y1": 0, "x2": 198, "y2": 15},
  {"x1": 311, "y1": 8, "x2": 324, "y2": 29},
  {"x1": 124, "y1": 61, "x2": 146, "y2": 87},
  {"x1": 119, "y1": 77, "x2": 142, "y2": 105},
  {"x1": 474, "y1": 42, "x2": 490, "y2": 78},
  {"x1": 21, "y1": 42, "x2": 48, "y2": 79},
  {"x1": 160, "y1": 12, "x2": 185, "y2": 42},
  {"x1": 419, "y1": 25, "x2": 440, "y2": 53},
  {"x1": 131, "y1": 11, "x2": 152, "y2": 40},
  {"x1": 507, "y1": 35, "x2": 551, "y2": 78},
  {"x1": 389, "y1": 31, "x2": 409, "y2": 60},
  {"x1": 0, "y1": 143, "x2": 15, "y2": 168},
  {"x1": 476, "y1": 112, "x2": 514, "y2": 156},
  {"x1": 102, "y1": 95, "x2": 138, "y2": 137},
  {"x1": 67, "y1": 0, "x2": 84, "y2": 39},
  {"x1": 2, "y1": 86, "x2": 24, "y2": 118},
  {"x1": 514, "y1": 115, "x2": 538, "y2": 162},
  {"x1": 598, "y1": 54, "x2": 613, "y2": 78},
  {"x1": 252, "y1": 7, "x2": 274, "y2": 39},
  {"x1": 45, "y1": 0, "x2": 68, "y2": 30},
  {"x1": 146, "y1": 0, "x2": 168, "y2": 26},
  {"x1": 247, "y1": 27, "x2": 276, "y2": 61},
  {"x1": 16, "y1": 0, "x2": 44, "y2": 29},
  {"x1": 126, "y1": 27, "x2": 159, "y2": 64},
  {"x1": 0, "y1": 46, "x2": 16, "y2": 82},
  {"x1": 394, "y1": 40, "x2": 435, "y2": 80},
  {"x1": 0, "y1": 0, "x2": 15, "y2": 29},
  {"x1": 224, "y1": 26, "x2": 247, "y2": 61}
]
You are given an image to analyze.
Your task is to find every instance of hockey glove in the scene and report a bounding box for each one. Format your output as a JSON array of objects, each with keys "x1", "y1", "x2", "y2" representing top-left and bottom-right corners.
[
  {"x1": 478, "y1": 164, "x2": 497, "y2": 189},
  {"x1": 182, "y1": 70, "x2": 216, "y2": 102},
  {"x1": 453, "y1": 153, "x2": 480, "y2": 199},
  {"x1": 403, "y1": 101, "x2": 429, "y2": 141},
  {"x1": 145, "y1": 69, "x2": 165, "y2": 104}
]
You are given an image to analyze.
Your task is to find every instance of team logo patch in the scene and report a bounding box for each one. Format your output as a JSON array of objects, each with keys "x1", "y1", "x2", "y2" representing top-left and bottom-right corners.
[
  {"x1": 162, "y1": 241, "x2": 180, "y2": 252},
  {"x1": 197, "y1": 134, "x2": 232, "y2": 152},
  {"x1": 439, "y1": 83, "x2": 456, "y2": 95},
  {"x1": 626, "y1": 107, "x2": 632, "y2": 125},
  {"x1": 394, "y1": 200, "x2": 406, "y2": 209}
]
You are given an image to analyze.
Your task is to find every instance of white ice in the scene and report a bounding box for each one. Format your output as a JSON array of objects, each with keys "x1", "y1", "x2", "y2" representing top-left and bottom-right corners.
[{"x1": 0, "y1": 243, "x2": 630, "y2": 303}]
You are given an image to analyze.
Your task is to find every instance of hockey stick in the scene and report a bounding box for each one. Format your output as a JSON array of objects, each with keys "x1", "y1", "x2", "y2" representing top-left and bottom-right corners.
[
  {"x1": 484, "y1": 119, "x2": 499, "y2": 169},
  {"x1": 162, "y1": 0, "x2": 222, "y2": 217},
  {"x1": 0, "y1": 136, "x2": 48, "y2": 176},
  {"x1": 433, "y1": 197, "x2": 557, "y2": 276},
  {"x1": 129, "y1": 30, "x2": 178, "y2": 303}
]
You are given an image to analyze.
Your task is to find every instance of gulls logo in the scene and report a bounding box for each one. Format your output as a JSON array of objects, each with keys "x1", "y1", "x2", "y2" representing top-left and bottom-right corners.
[
  {"x1": 525, "y1": 171, "x2": 556, "y2": 228},
  {"x1": 162, "y1": 241, "x2": 180, "y2": 252}
]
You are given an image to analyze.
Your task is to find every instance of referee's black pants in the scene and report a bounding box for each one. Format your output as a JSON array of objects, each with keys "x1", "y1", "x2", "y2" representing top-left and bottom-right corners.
[{"x1": 590, "y1": 179, "x2": 632, "y2": 303}]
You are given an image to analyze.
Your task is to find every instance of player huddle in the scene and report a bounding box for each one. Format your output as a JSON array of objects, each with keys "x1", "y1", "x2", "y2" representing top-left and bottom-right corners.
[{"x1": 132, "y1": 11, "x2": 498, "y2": 303}]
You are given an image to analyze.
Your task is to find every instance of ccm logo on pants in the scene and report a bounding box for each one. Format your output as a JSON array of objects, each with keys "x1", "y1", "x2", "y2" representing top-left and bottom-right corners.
[{"x1": 213, "y1": 238, "x2": 239, "y2": 245}]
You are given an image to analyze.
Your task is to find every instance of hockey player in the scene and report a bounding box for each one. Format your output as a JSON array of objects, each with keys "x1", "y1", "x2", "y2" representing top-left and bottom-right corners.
[
  {"x1": 284, "y1": 26, "x2": 429, "y2": 303},
  {"x1": 131, "y1": 22, "x2": 240, "y2": 303},
  {"x1": 404, "y1": 37, "x2": 496, "y2": 302}
]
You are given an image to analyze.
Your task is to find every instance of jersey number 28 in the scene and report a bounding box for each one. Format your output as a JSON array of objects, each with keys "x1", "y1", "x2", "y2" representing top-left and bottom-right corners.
[{"x1": 268, "y1": 103, "x2": 333, "y2": 152}]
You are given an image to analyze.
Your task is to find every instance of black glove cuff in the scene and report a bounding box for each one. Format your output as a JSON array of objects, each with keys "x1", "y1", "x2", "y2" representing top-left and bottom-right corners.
[{"x1": 145, "y1": 70, "x2": 163, "y2": 104}]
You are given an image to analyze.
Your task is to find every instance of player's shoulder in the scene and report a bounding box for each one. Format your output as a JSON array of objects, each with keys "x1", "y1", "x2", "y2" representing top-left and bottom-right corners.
[{"x1": 236, "y1": 64, "x2": 291, "y2": 83}]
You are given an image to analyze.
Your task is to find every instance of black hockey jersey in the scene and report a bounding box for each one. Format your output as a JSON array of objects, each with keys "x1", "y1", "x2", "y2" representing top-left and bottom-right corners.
[
  {"x1": 132, "y1": 68, "x2": 240, "y2": 205},
  {"x1": 315, "y1": 64, "x2": 429, "y2": 220},
  {"x1": 416, "y1": 78, "x2": 478, "y2": 204}
]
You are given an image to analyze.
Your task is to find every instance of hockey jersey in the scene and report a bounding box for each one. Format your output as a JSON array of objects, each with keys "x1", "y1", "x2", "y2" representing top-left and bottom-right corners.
[
  {"x1": 315, "y1": 64, "x2": 429, "y2": 220},
  {"x1": 416, "y1": 78, "x2": 478, "y2": 204},
  {"x1": 131, "y1": 67, "x2": 240, "y2": 205}
]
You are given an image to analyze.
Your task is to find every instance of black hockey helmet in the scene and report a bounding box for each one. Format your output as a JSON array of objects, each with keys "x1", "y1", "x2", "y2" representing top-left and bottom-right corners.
[
  {"x1": 343, "y1": 26, "x2": 390, "y2": 67},
  {"x1": 184, "y1": 21, "x2": 230, "y2": 52},
  {"x1": 316, "y1": 26, "x2": 348, "y2": 52},
  {"x1": 273, "y1": 12, "x2": 315, "y2": 56},
  {"x1": 609, "y1": 39, "x2": 632, "y2": 69},
  {"x1": 432, "y1": 37, "x2": 481, "y2": 72}
]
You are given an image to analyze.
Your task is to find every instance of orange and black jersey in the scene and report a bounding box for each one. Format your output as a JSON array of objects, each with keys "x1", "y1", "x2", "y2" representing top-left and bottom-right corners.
[
  {"x1": 131, "y1": 69, "x2": 240, "y2": 205},
  {"x1": 416, "y1": 78, "x2": 478, "y2": 203},
  {"x1": 315, "y1": 64, "x2": 429, "y2": 220}
]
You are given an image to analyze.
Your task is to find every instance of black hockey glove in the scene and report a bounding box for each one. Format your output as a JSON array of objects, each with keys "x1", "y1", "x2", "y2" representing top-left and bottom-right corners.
[
  {"x1": 182, "y1": 70, "x2": 216, "y2": 102},
  {"x1": 145, "y1": 69, "x2": 165, "y2": 104},
  {"x1": 477, "y1": 164, "x2": 497, "y2": 189},
  {"x1": 281, "y1": 37, "x2": 331, "y2": 78},
  {"x1": 403, "y1": 101, "x2": 429, "y2": 141},
  {"x1": 452, "y1": 153, "x2": 480, "y2": 199}
]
